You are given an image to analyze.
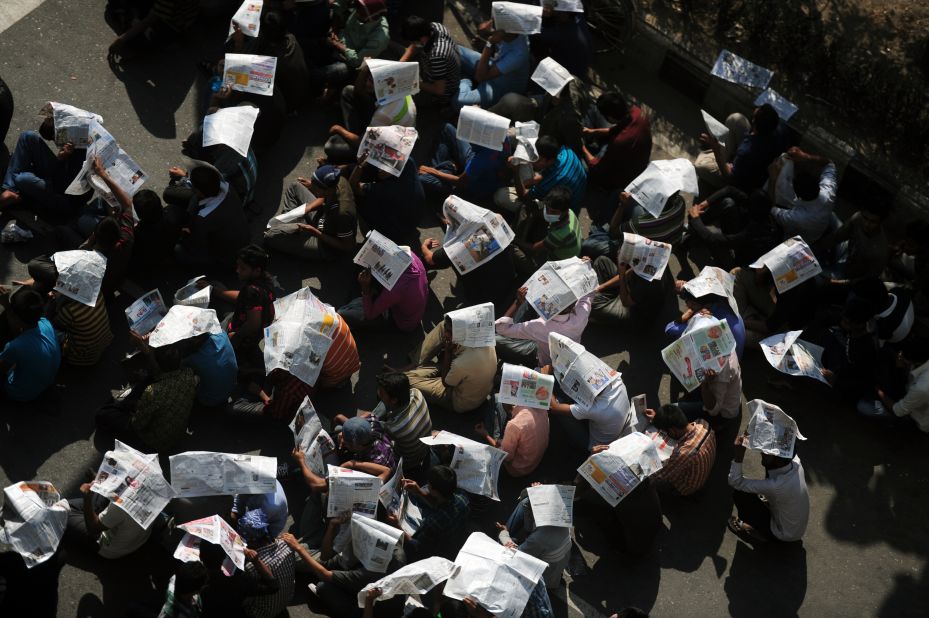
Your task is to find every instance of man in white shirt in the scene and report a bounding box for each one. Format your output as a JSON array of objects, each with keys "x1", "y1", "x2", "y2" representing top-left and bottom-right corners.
[
  {"x1": 66, "y1": 481, "x2": 153, "y2": 559},
  {"x1": 544, "y1": 369, "x2": 639, "y2": 451},
  {"x1": 868, "y1": 338, "x2": 929, "y2": 432},
  {"x1": 768, "y1": 147, "x2": 837, "y2": 244}
]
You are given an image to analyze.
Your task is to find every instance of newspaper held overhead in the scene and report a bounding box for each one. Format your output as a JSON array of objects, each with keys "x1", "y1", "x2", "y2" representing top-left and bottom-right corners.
[
  {"x1": 744, "y1": 399, "x2": 806, "y2": 458},
  {"x1": 203, "y1": 105, "x2": 260, "y2": 158},
  {"x1": 456, "y1": 106, "x2": 510, "y2": 151},
  {"x1": 642, "y1": 427, "x2": 678, "y2": 463},
  {"x1": 353, "y1": 230, "x2": 413, "y2": 291},
  {"x1": 65, "y1": 120, "x2": 147, "y2": 206},
  {"x1": 526, "y1": 484, "x2": 575, "y2": 528},
  {"x1": 367, "y1": 58, "x2": 420, "y2": 105},
  {"x1": 760, "y1": 331, "x2": 829, "y2": 385},
  {"x1": 710, "y1": 49, "x2": 774, "y2": 89},
  {"x1": 0, "y1": 481, "x2": 69, "y2": 568},
  {"x1": 530, "y1": 57, "x2": 574, "y2": 97},
  {"x1": 125, "y1": 289, "x2": 168, "y2": 336},
  {"x1": 754, "y1": 88, "x2": 798, "y2": 121},
  {"x1": 263, "y1": 319, "x2": 334, "y2": 387},
  {"x1": 617, "y1": 232, "x2": 672, "y2": 282},
  {"x1": 524, "y1": 257, "x2": 598, "y2": 321},
  {"x1": 498, "y1": 363, "x2": 555, "y2": 409},
  {"x1": 290, "y1": 397, "x2": 337, "y2": 476},
  {"x1": 91, "y1": 440, "x2": 176, "y2": 529},
  {"x1": 749, "y1": 236, "x2": 822, "y2": 294},
  {"x1": 326, "y1": 465, "x2": 383, "y2": 519},
  {"x1": 444, "y1": 532, "x2": 548, "y2": 618},
  {"x1": 624, "y1": 158, "x2": 699, "y2": 218},
  {"x1": 683, "y1": 265, "x2": 741, "y2": 317},
  {"x1": 577, "y1": 432, "x2": 663, "y2": 506},
  {"x1": 273, "y1": 286, "x2": 341, "y2": 338},
  {"x1": 148, "y1": 306, "x2": 223, "y2": 348},
  {"x1": 447, "y1": 302, "x2": 496, "y2": 348},
  {"x1": 41, "y1": 101, "x2": 103, "y2": 147},
  {"x1": 173, "y1": 515, "x2": 247, "y2": 575},
  {"x1": 174, "y1": 275, "x2": 212, "y2": 308},
  {"x1": 700, "y1": 109, "x2": 728, "y2": 148},
  {"x1": 357, "y1": 125, "x2": 418, "y2": 177},
  {"x1": 442, "y1": 195, "x2": 515, "y2": 275},
  {"x1": 223, "y1": 53, "x2": 277, "y2": 96},
  {"x1": 228, "y1": 0, "x2": 263, "y2": 38},
  {"x1": 356, "y1": 556, "x2": 456, "y2": 608},
  {"x1": 169, "y1": 452, "x2": 277, "y2": 498},
  {"x1": 661, "y1": 314, "x2": 737, "y2": 392},
  {"x1": 350, "y1": 513, "x2": 404, "y2": 573},
  {"x1": 549, "y1": 332, "x2": 619, "y2": 409},
  {"x1": 491, "y1": 1, "x2": 543, "y2": 34},
  {"x1": 51, "y1": 250, "x2": 106, "y2": 308},
  {"x1": 420, "y1": 431, "x2": 507, "y2": 500}
]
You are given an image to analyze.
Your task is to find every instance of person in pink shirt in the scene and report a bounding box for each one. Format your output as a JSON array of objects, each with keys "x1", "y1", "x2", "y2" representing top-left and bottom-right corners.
[
  {"x1": 474, "y1": 400, "x2": 549, "y2": 477},
  {"x1": 338, "y1": 251, "x2": 429, "y2": 332}
]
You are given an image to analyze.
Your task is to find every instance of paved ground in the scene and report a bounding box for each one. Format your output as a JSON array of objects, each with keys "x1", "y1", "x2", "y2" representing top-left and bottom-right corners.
[{"x1": 1, "y1": 1, "x2": 928, "y2": 617}]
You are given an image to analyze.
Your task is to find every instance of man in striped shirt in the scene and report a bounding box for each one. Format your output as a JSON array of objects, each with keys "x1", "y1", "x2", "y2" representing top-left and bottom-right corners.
[
  {"x1": 399, "y1": 17, "x2": 461, "y2": 107},
  {"x1": 645, "y1": 404, "x2": 717, "y2": 496},
  {"x1": 371, "y1": 372, "x2": 432, "y2": 478}
]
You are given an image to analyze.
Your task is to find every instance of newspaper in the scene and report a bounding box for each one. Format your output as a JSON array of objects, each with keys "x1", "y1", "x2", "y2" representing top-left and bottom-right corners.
[
  {"x1": 444, "y1": 532, "x2": 548, "y2": 618},
  {"x1": 624, "y1": 158, "x2": 699, "y2": 218},
  {"x1": 710, "y1": 49, "x2": 773, "y2": 89},
  {"x1": 642, "y1": 427, "x2": 678, "y2": 463},
  {"x1": 545, "y1": 0, "x2": 584, "y2": 12},
  {"x1": 378, "y1": 458, "x2": 404, "y2": 517},
  {"x1": 617, "y1": 232, "x2": 672, "y2": 281},
  {"x1": 523, "y1": 257, "x2": 597, "y2": 321},
  {"x1": 498, "y1": 363, "x2": 555, "y2": 409},
  {"x1": 549, "y1": 332, "x2": 619, "y2": 408},
  {"x1": 353, "y1": 230, "x2": 412, "y2": 291},
  {"x1": 350, "y1": 513, "x2": 403, "y2": 573},
  {"x1": 65, "y1": 120, "x2": 147, "y2": 205},
  {"x1": 492, "y1": 1, "x2": 543, "y2": 34},
  {"x1": 169, "y1": 452, "x2": 277, "y2": 498},
  {"x1": 173, "y1": 515, "x2": 247, "y2": 575},
  {"x1": 754, "y1": 88, "x2": 798, "y2": 121},
  {"x1": 577, "y1": 432, "x2": 662, "y2": 506},
  {"x1": 447, "y1": 302, "x2": 496, "y2": 347},
  {"x1": 357, "y1": 125, "x2": 418, "y2": 177},
  {"x1": 326, "y1": 466, "x2": 382, "y2": 519},
  {"x1": 266, "y1": 202, "x2": 313, "y2": 228},
  {"x1": 263, "y1": 319, "x2": 333, "y2": 387},
  {"x1": 420, "y1": 431, "x2": 507, "y2": 500},
  {"x1": 41, "y1": 101, "x2": 103, "y2": 147},
  {"x1": 683, "y1": 265, "x2": 741, "y2": 317},
  {"x1": 174, "y1": 275, "x2": 212, "y2": 308},
  {"x1": 148, "y1": 306, "x2": 223, "y2": 348},
  {"x1": 661, "y1": 314, "x2": 737, "y2": 392},
  {"x1": 228, "y1": 0, "x2": 262, "y2": 38},
  {"x1": 125, "y1": 289, "x2": 167, "y2": 336},
  {"x1": 700, "y1": 109, "x2": 728, "y2": 147},
  {"x1": 744, "y1": 399, "x2": 806, "y2": 458},
  {"x1": 442, "y1": 195, "x2": 515, "y2": 275},
  {"x1": 290, "y1": 397, "x2": 337, "y2": 476},
  {"x1": 357, "y1": 556, "x2": 456, "y2": 608},
  {"x1": 0, "y1": 481, "x2": 69, "y2": 568},
  {"x1": 223, "y1": 53, "x2": 277, "y2": 96},
  {"x1": 50, "y1": 250, "x2": 106, "y2": 307},
  {"x1": 749, "y1": 236, "x2": 822, "y2": 294},
  {"x1": 760, "y1": 331, "x2": 829, "y2": 385},
  {"x1": 530, "y1": 56, "x2": 574, "y2": 96},
  {"x1": 367, "y1": 58, "x2": 420, "y2": 105},
  {"x1": 526, "y1": 484, "x2": 575, "y2": 528},
  {"x1": 457, "y1": 106, "x2": 510, "y2": 151},
  {"x1": 203, "y1": 105, "x2": 259, "y2": 158},
  {"x1": 91, "y1": 440, "x2": 176, "y2": 528},
  {"x1": 398, "y1": 490, "x2": 424, "y2": 535}
]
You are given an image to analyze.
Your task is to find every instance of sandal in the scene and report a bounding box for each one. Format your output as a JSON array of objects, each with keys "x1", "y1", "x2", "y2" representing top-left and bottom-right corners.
[{"x1": 727, "y1": 516, "x2": 767, "y2": 544}]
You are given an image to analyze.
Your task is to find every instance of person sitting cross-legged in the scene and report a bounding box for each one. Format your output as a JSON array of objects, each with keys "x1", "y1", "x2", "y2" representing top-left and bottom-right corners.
[{"x1": 643, "y1": 404, "x2": 716, "y2": 497}]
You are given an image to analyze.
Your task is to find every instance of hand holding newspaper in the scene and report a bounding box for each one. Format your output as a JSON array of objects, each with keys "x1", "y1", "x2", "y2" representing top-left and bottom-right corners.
[
  {"x1": 125, "y1": 289, "x2": 168, "y2": 336},
  {"x1": 526, "y1": 484, "x2": 575, "y2": 528},
  {"x1": 290, "y1": 397, "x2": 337, "y2": 476},
  {"x1": 760, "y1": 331, "x2": 829, "y2": 385},
  {"x1": 0, "y1": 481, "x2": 69, "y2": 568},
  {"x1": 420, "y1": 431, "x2": 507, "y2": 500},
  {"x1": 228, "y1": 0, "x2": 263, "y2": 38},
  {"x1": 326, "y1": 465, "x2": 382, "y2": 519},
  {"x1": 683, "y1": 265, "x2": 741, "y2": 316},
  {"x1": 457, "y1": 106, "x2": 510, "y2": 151},
  {"x1": 498, "y1": 363, "x2": 555, "y2": 409},
  {"x1": 492, "y1": 1, "x2": 543, "y2": 34},
  {"x1": 148, "y1": 306, "x2": 223, "y2": 348},
  {"x1": 711, "y1": 49, "x2": 774, "y2": 89},
  {"x1": 169, "y1": 452, "x2": 277, "y2": 498},
  {"x1": 367, "y1": 58, "x2": 420, "y2": 105},
  {"x1": 754, "y1": 88, "x2": 798, "y2": 121},
  {"x1": 173, "y1": 515, "x2": 247, "y2": 575},
  {"x1": 524, "y1": 257, "x2": 597, "y2": 321},
  {"x1": 661, "y1": 314, "x2": 737, "y2": 392},
  {"x1": 577, "y1": 432, "x2": 663, "y2": 506},
  {"x1": 174, "y1": 275, "x2": 212, "y2": 308},
  {"x1": 203, "y1": 105, "x2": 260, "y2": 158},
  {"x1": 549, "y1": 332, "x2": 619, "y2": 408},
  {"x1": 52, "y1": 250, "x2": 107, "y2": 308},
  {"x1": 749, "y1": 236, "x2": 822, "y2": 294},
  {"x1": 350, "y1": 513, "x2": 403, "y2": 573},
  {"x1": 40, "y1": 101, "x2": 103, "y2": 147},
  {"x1": 357, "y1": 556, "x2": 456, "y2": 608},
  {"x1": 357, "y1": 125, "x2": 418, "y2": 177},
  {"x1": 223, "y1": 53, "x2": 277, "y2": 95},
  {"x1": 744, "y1": 399, "x2": 806, "y2": 458},
  {"x1": 91, "y1": 441, "x2": 176, "y2": 528},
  {"x1": 65, "y1": 120, "x2": 147, "y2": 206},
  {"x1": 624, "y1": 158, "x2": 699, "y2": 218},
  {"x1": 617, "y1": 232, "x2": 672, "y2": 281},
  {"x1": 442, "y1": 195, "x2": 515, "y2": 275},
  {"x1": 447, "y1": 302, "x2": 496, "y2": 347},
  {"x1": 530, "y1": 57, "x2": 574, "y2": 96},
  {"x1": 700, "y1": 109, "x2": 729, "y2": 147},
  {"x1": 353, "y1": 230, "x2": 412, "y2": 291}
]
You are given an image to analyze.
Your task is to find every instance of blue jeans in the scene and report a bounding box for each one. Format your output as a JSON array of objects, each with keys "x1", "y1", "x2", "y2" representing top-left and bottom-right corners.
[
  {"x1": 456, "y1": 46, "x2": 529, "y2": 108},
  {"x1": 3, "y1": 131, "x2": 81, "y2": 215},
  {"x1": 581, "y1": 223, "x2": 621, "y2": 259},
  {"x1": 419, "y1": 123, "x2": 474, "y2": 202}
]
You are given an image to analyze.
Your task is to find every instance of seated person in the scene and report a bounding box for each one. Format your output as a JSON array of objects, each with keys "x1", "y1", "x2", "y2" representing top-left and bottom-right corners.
[
  {"x1": 456, "y1": 23, "x2": 530, "y2": 108},
  {"x1": 819, "y1": 297, "x2": 879, "y2": 405},
  {"x1": 644, "y1": 404, "x2": 716, "y2": 496},
  {"x1": 581, "y1": 92, "x2": 652, "y2": 196},
  {"x1": 511, "y1": 187, "x2": 582, "y2": 277},
  {"x1": 126, "y1": 188, "x2": 179, "y2": 277},
  {"x1": 495, "y1": 136, "x2": 587, "y2": 214},
  {"x1": 180, "y1": 111, "x2": 260, "y2": 206},
  {"x1": 396, "y1": 465, "x2": 470, "y2": 561},
  {"x1": 316, "y1": 311, "x2": 361, "y2": 389},
  {"x1": 235, "y1": 512, "x2": 296, "y2": 618},
  {"x1": 66, "y1": 477, "x2": 154, "y2": 559},
  {"x1": 178, "y1": 329, "x2": 238, "y2": 408},
  {"x1": 768, "y1": 147, "x2": 838, "y2": 245},
  {"x1": 0, "y1": 287, "x2": 61, "y2": 402},
  {"x1": 155, "y1": 562, "x2": 208, "y2": 618},
  {"x1": 264, "y1": 165, "x2": 357, "y2": 261},
  {"x1": 851, "y1": 278, "x2": 914, "y2": 345},
  {"x1": 197, "y1": 540, "x2": 281, "y2": 616},
  {"x1": 731, "y1": 263, "x2": 817, "y2": 343},
  {"x1": 399, "y1": 17, "x2": 462, "y2": 107},
  {"x1": 699, "y1": 103, "x2": 786, "y2": 193},
  {"x1": 106, "y1": 0, "x2": 198, "y2": 59},
  {"x1": 338, "y1": 253, "x2": 429, "y2": 333},
  {"x1": 687, "y1": 188, "x2": 780, "y2": 270},
  {"x1": 544, "y1": 366, "x2": 635, "y2": 452},
  {"x1": 821, "y1": 199, "x2": 891, "y2": 287},
  {"x1": 531, "y1": 5, "x2": 592, "y2": 79},
  {"x1": 230, "y1": 368, "x2": 313, "y2": 421},
  {"x1": 418, "y1": 122, "x2": 510, "y2": 205},
  {"x1": 588, "y1": 254, "x2": 669, "y2": 327},
  {"x1": 497, "y1": 487, "x2": 571, "y2": 588},
  {"x1": 867, "y1": 337, "x2": 929, "y2": 432},
  {"x1": 420, "y1": 234, "x2": 516, "y2": 314},
  {"x1": 231, "y1": 480, "x2": 289, "y2": 539},
  {"x1": 668, "y1": 282, "x2": 746, "y2": 359},
  {"x1": 621, "y1": 189, "x2": 686, "y2": 246},
  {"x1": 694, "y1": 112, "x2": 752, "y2": 188},
  {"x1": 349, "y1": 152, "x2": 424, "y2": 246},
  {"x1": 475, "y1": 400, "x2": 549, "y2": 477}
]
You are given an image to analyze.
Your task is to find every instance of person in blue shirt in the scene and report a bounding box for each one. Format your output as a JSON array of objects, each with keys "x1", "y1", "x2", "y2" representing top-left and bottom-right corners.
[
  {"x1": 665, "y1": 286, "x2": 747, "y2": 361},
  {"x1": 496, "y1": 135, "x2": 587, "y2": 213},
  {"x1": 456, "y1": 25, "x2": 531, "y2": 108},
  {"x1": 0, "y1": 287, "x2": 61, "y2": 402},
  {"x1": 418, "y1": 123, "x2": 510, "y2": 206},
  {"x1": 179, "y1": 330, "x2": 238, "y2": 408},
  {"x1": 230, "y1": 480, "x2": 290, "y2": 539}
]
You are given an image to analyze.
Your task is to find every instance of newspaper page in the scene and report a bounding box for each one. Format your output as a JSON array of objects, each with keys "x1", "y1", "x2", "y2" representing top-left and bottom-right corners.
[
  {"x1": 754, "y1": 88, "x2": 798, "y2": 121},
  {"x1": 444, "y1": 532, "x2": 548, "y2": 618},
  {"x1": 549, "y1": 333, "x2": 619, "y2": 408},
  {"x1": 617, "y1": 232, "x2": 672, "y2": 281},
  {"x1": 350, "y1": 513, "x2": 403, "y2": 573},
  {"x1": 526, "y1": 484, "x2": 575, "y2": 528},
  {"x1": 169, "y1": 452, "x2": 277, "y2": 498},
  {"x1": 223, "y1": 53, "x2": 277, "y2": 96},
  {"x1": 357, "y1": 125, "x2": 418, "y2": 177},
  {"x1": 447, "y1": 302, "x2": 496, "y2": 348},
  {"x1": 491, "y1": 1, "x2": 543, "y2": 34},
  {"x1": 290, "y1": 397, "x2": 338, "y2": 475},
  {"x1": 0, "y1": 481, "x2": 69, "y2": 568},
  {"x1": 710, "y1": 49, "x2": 774, "y2": 89},
  {"x1": 65, "y1": 120, "x2": 147, "y2": 203},
  {"x1": 378, "y1": 458, "x2": 404, "y2": 517},
  {"x1": 398, "y1": 490, "x2": 424, "y2": 535},
  {"x1": 545, "y1": 0, "x2": 584, "y2": 12},
  {"x1": 273, "y1": 286, "x2": 341, "y2": 339},
  {"x1": 498, "y1": 363, "x2": 555, "y2": 409},
  {"x1": 52, "y1": 250, "x2": 106, "y2": 308},
  {"x1": 749, "y1": 236, "x2": 822, "y2": 294},
  {"x1": 263, "y1": 319, "x2": 334, "y2": 387},
  {"x1": 577, "y1": 432, "x2": 662, "y2": 506},
  {"x1": 229, "y1": 0, "x2": 262, "y2": 38},
  {"x1": 760, "y1": 331, "x2": 829, "y2": 385},
  {"x1": 326, "y1": 466, "x2": 382, "y2": 519},
  {"x1": 367, "y1": 58, "x2": 420, "y2": 105},
  {"x1": 456, "y1": 106, "x2": 510, "y2": 151},
  {"x1": 700, "y1": 109, "x2": 728, "y2": 147},
  {"x1": 203, "y1": 105, "x2": 259, "y2": 158},
  {"x1": 442, "y1": 195, "x2": 515, "y2": 275},
  {"x1": 624, "y1": 158, "x2": 699, "y2": 218},
  {"x1": 149, "y1": 306, "x2": 223, "y2": 348},
  {"x1": 124, "y1": 289, "x2": 168, "y2": 336},
  {"x1": 266, "y1": 202, "x2": 313, "y2": 228},
  {"x1": 530, "y1": 56, "x2": 574, "y2": 96},
  {"x1": 353, "y1": 230, "x2": 413, "y2": 291},
  {"x1": 683, "y1": 265, "x2": 741, "y2": 316},
  {"x1": 660, "y1": 314, "x2": 737, "y2": 392},
  {"x1": 420, "y1": 432, "x2": 507, "y2": 500},
  {"x1": 91, "y1": 441, "x2": 176, "y2": 528},
  {"x1": 41, "y1": 101, "x2": 103, "y2": 147},
  {"x1": 642, "y1": 427, "x2": 678, "y2": 463},
  {"x1": 524, "y1": 257, "x2": 597, "y2": 321},
  {"x1": 174, "y1": 275, "x2": 212, "y2": 308},
  {"x1": 744, "y1": 399, "x2": 806, "y2": 458},
  {"x1": 174, "y1": 515, "x2": 247, "y2": 574},
  {"x1": 357, "y1": 556, "x2": 456, "y2": 607}
]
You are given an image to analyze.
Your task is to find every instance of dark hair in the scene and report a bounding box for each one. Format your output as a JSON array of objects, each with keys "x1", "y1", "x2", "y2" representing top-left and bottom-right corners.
[
  {"x1": 133, "y1": 189, "x2": 163, "y2": 223},
  {"x1": 10, "y1": 287, "x2": 44, "y2": 327},
  {"x1": 851, "y1": 277, "x2": 889, "y2": 312},
  {"x1": 38, "y1": 117, "x2": 55, "y2": 141},
  {"x1": 260, "y1": 10, "x2": 286, "y2": 42},
  {"x1": 842, "y1": 296, "x2": 873, "y2": 325},
  {"x1": 542, "y1": 186, "x2": 572, "y2": 213},
  {"x1": 536, "y1": 135, "x2": 560, "y2": 160},
  {"x1": 94, "y1": 217, "x2": 121, "y2": 251},
  {"x1": 174, "y1": 560, "x2": 208, "y2": 596},
  {"x1": 792, "y1": 169, "x2": 821, "y2": 202},
  {"x1": 900, "y1": 337, "x2": 929, "y2": 366},
  {"x1": 651, "y1": 404, "x2": 688, "y2": 431},
  {"x1": 860, "y1": 197, "x2": 891, "y2": 221},
  {"x1": 747, "y1": 189, "x2": 771, "y2": 221},
  {"x1": 189, "y1": 166, "x2": 222, "y2": 197},
  {"x1": 427, "y1": 465, "x2": 457, "y2": 499},
  {"x1": 376, "y1": 372, "x2": 411, "y2": 406},
  {"x1": 753, "y1": 104, "x2": 779, "y2": 136},
  {"x1": 596, "y1": 91, "x2": 629, "y2": 122},
  {"x1": 198, "y1": 542, "x2": 226, "y2": 570},
  {"x1": 27, "y1": 257, "x2": 59, "y2": 295},
  {"x1": 237, "y1": 244, "x2": 270, "y2": 270},
  {"x1": 402, "y1": 15, "x2": 430, "y2": 41}
]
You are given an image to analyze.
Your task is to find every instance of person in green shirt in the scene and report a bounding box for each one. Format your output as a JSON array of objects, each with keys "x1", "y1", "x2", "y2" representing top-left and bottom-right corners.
[{"x1": 512, "y1": 186, "x2": 581, "y2": 276}]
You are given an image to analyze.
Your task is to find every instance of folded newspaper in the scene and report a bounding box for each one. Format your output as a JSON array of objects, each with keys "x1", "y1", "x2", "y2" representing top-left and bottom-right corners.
[
  {"x1": 710, "y1": 49, "x2": 773, "y2": 89},
  {"x1": 174, "y1": 275, "x2": 212, "y2": 308},
  {"x1": 223, "y1": 53, "x2": 277, "y2": 96},
  {"x1": 744, "y1": 399, "x2": 806, "y2": 458},
  {"x1": 683, "y1": 265, "x2": 740, "y2": 317},
  {"x1": 148, "y1": 305, "x2": 223, "y2": 348},
  {"x1": 203, "y1": 105, "x2": 259, "y2": 158},
  {"x1": 457, "y1": 105, "x2": 510, "y2": 151},
  {"x1": 91, "y1": 440, "x2": 176, "y2": 528},
  {"x1": 492, "y1": 1, "x2": 543, "y2": 33},
  {"x1": 526, "y1": 484, "x2": 575, "y2": 528},
  {"x1": 266, "y1": 201, "x2": 314, "y2": 228},
  {"x1": 65, "y1": 119, "x2": 147, "y2": 208},
  {"x1": 749, "y1": 236, "x2": 822, "y2": 294},
  {"x1": 760, "y1": 331, "x2": 828, "y2": 385},
  {"x1": 264, "y1": 287, "x2": 340, "y2": 387},
  {"x1": 524, "y1": 257, "x2": 597, "y2": 320},
  {"x1": 642, "y1": 426, "x2": 678, "y2": 463},
  {"x1": 169, "y1": 452, "x2": 277, "y2": 498},
  {"x1": 290, "y1": 397, "x2": 337, "y2": 476},
  {"x1": 700, "y1": 109, "x2": 729, "y2": 148},
  {"x1": 52, "y1": 250, "x2": 106, "y2": 307},
  {"x1": 530, "y1": 56, "x2": 574, "y2": 96},
  {"x1": 661, "y1": 314, "x2": 737, "y2": 392},
  {"x1": 544, "y1": 0, "x2": 584, "y2": 12},
  {"x1": 367, "y1": 58, "x2": 420, "y2": 105},
  {"x1": 0, "y1": 481, "x2": 69, "y2": 568},
  {"x1": 357, "y1": 556, "x2": 456, "y2": 608},
  {"x1": 40, "y1": 101, "x2": 103, "y2": 147},
  {"x1": 125, "y1": 288, "x2": 167, "y2": 336},
  {"x1": 442, "y1": 195, "x2": 515, "y2": 275},
  {"x1": 420, "y1": 431, "x2": 507, "y2": 500},
  {"x1": 350, "y1": 513, "x2": 403, "y2": 573},
  {"x1": 617, "y1": 232, "x2": 672, "y2": 281},
  {"x1": 173, "y1": 514, "x2": 247, "y2": 575},
  {"x1": 358, "y1": 125, "x2": 418, "y2": 177},
  {"x1": 577, "y1": 432, "x2": 663, "y2": 506},
  {"x1": 549, "y1": 332, "x2": 619, "y2": 408},
  {"x1": 378, "y1": 458, "x2": 404, "y2": 517},
  {"x1": 447, "y1": 302, "x2": 496, "y2": 348},
  {"x1": 326, "y1": 465, "x2": 382, "y2": 519},
  {"x1": 624, "y1": 158, "x2": 698, "y2": 218},
  {"x1": 353, "y1": 230, "x2": 413, "y2": 291},
  {"x1": 498, "y1": 363, "x2": 555, "y2": 409},
  {"x1": 754, "y1": 88, "x2": 798, "y2": 121},
  {"x1": 228, "y1": 0, "x2": 263, "y2": 38}
]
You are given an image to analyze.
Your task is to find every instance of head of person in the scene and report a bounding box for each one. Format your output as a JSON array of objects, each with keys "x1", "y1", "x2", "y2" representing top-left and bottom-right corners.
[
  {"x1": 534, "y1": 135, "x2": 561, "y2": 171},
  {"x1": 236, "y1": 508, "x2": 272, "y2": 547},
  {"x1": 751, "y1": 104, "x2": 779, "y2": 136},
  {"x1": 132, "y1": 189, "x2": 163, "y2": 224},
  {"x1": 678, "y1": 288, "x2": 723, "y2": 314},
  {"x1": 355, "y1": 0, "x2": 386, "y2": 23},
  {"x1": 902, "y1": 219, "x2": 929, "y2": 256},
  {"x1": 189, "y1": 166, "x2": 223, "y2": 199},
  {"x1": 9, "y1": 287, "x2": 44, "y2": 330},
  {"x1": 840, "y1": 296, "x2": 873, "y2": 333},
  {"x1": 402, "y1": 15, "x2": 432, "y2": 46},
  {"x1": 173, "y1": 560, "x2": 208, "y2": 603},
  {"x1": 541, "y1": 186, "x2": 572, "y2": 224},
  {"x1": 27, "y1": 258, "x2": 59, "y2": 296},
  {"x1": 596, "y1": 91, "x2": 631, "y2": 126},
  {"x1": 851, "y1": 277, "x2": 891, "y2": 314},
  {"x1": 746, "y1": 189, "x2": 772, "y2": 222},
  {"x1": 858, "y1": 198, "x2": 890, "y2": 237},
  {"x1": 376, "y1": 372, "x2": 411, "y2": 408},
  {"x1": 792, "y1": 166, "x2": 821, "y2": 202},
  {"x1": 235, "y1": 244, "x2": 270, "y2": 283},
  {"x1": 341, "y1": 416, "x2": 375, "y2": 453},
  {"x1": 442, "y1": 316, "x2": 455, "y2": 346},
  {"x1": 259, "y1": 9, "x2": 286, "y2": 43},
  {"x1": 650, "y1": 404, "x2": 689, "y2": 439},
  {"x1": 198, "y1": 541, "x2": 227, "y2": 574},
  {"x1": 310, "y1": 164, "x2": 342, "y2": 199},
  {"x1": 427, "y1": 464, "x2": 458, "y2": 502},
  {"x1": 898, "y1": 337, "x2": 929, "y2": 370},
  {"x1": 38, "y1": 116, "x2": 56, "y2": 141},
  {"x1": 93, "y1": 216, "x2": 121, "y2": 252}
]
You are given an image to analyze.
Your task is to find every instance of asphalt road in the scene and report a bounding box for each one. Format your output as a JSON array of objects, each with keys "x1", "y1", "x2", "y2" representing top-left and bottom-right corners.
[{"x1": 1, "y1": 1, "x2": 928, "y2": 617}]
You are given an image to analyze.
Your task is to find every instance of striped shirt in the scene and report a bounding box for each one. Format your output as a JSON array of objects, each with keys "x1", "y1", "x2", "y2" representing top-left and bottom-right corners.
[
  {"x1": 373, "y1": 388, "x2": 432, "y2": 465},
  {"x1": 422, "y1": 23, "x2": 461, "y2": 103},
  {"x1": 265, "y1": 369, "x2": 313, "y2": 421},
  {"x1": 317, "y1": 314, "x2": 360, "y2": 388},
  {"x1": 242, "y1": 539, "x2": 295, "y2": 618},
  {"x1": 529, "y1": 146, "x2": 587, "y2": 211},
  {"x1": 651, "y1": 419, "x2": 716, "y2": 496},
  {"x1": 624, "y1": 193, "x2": 686, "y2": 244},
  {"x1": 53, "y1": 294, "x2": 113, "y2": 366}
]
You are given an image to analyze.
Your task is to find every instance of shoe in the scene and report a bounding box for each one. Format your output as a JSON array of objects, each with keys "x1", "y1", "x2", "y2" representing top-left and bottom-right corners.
[{"x1": 856, "y1": 399, "x2": 888, "y2": 418}]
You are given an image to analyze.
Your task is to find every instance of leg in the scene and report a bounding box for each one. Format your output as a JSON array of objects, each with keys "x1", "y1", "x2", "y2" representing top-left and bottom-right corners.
[
  {"x1": 456, "y1": 79, "x2": 483, "y2": 107},
  {"x1": 405, "y1": 366, "x2": 453, "y2": 409},
  {"x1": 731, "y1": 489, "x2": 772, "y2": 540},
  {"x1": 505, "y1": 496, "x2": 531, "y2": 540},
  {"x1": 456, "y1": 45, "x2": 482, "y2": 78},
  {"x1": 3, "y1": 131, "x2": 58, "y2": 191},
  {"x1": 323, "y1": 135, "x2": 355, "y2": 165},
  {"x1": 417, "y1": 321, "x2": 447, "y2": 364},
  {"x1": 581, "y1": 225, "x2": 619, "y2": 259},
  {"x1": 65, "y1": 498, "x2": 102, "y2": 554},
  {"x1": 298, "y1": 492, "x2": 326, "y2": 548}
]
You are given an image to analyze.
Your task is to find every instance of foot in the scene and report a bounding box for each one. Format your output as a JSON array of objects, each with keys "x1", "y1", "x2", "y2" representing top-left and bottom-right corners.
[
  {"x1": 727, "y1": 516, "x2": 767, "y2": 544},
  {"x1": 0, "y1": 189, "x2": 21, "y2": 208}
]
